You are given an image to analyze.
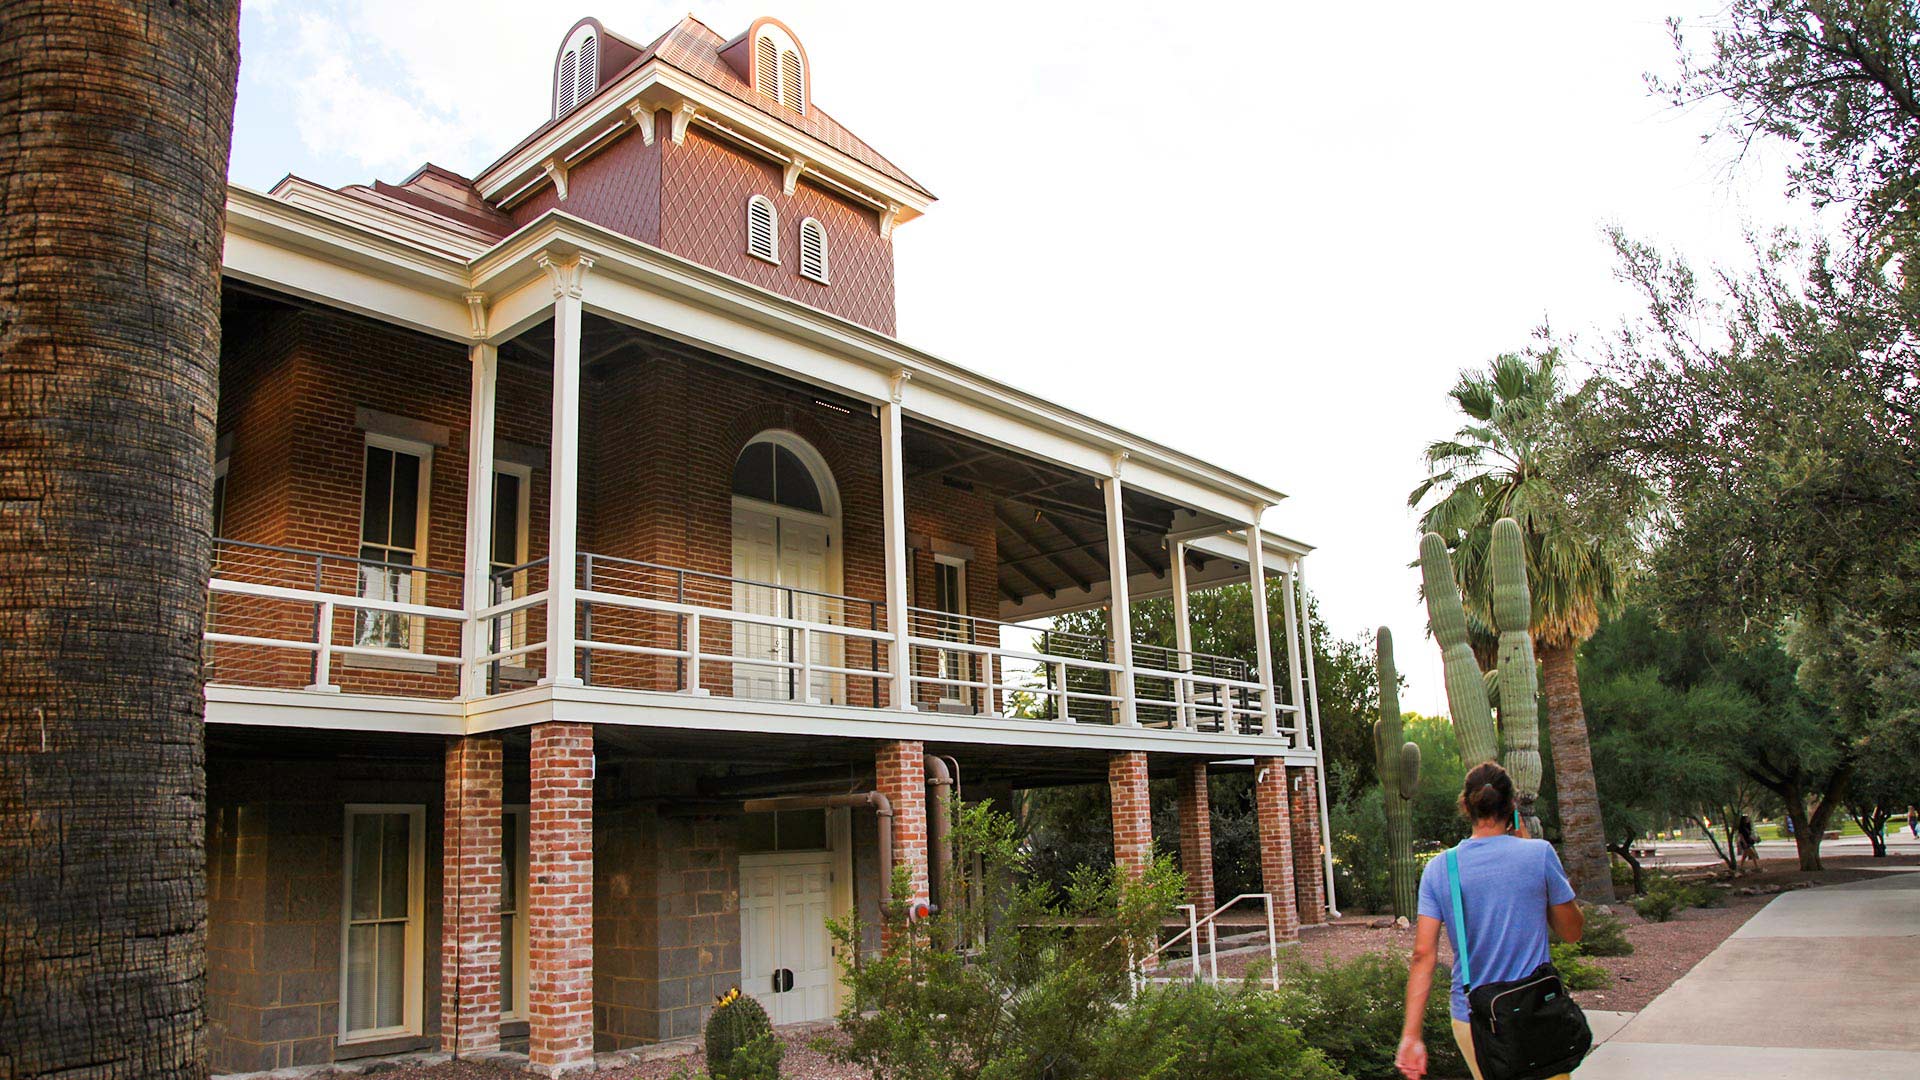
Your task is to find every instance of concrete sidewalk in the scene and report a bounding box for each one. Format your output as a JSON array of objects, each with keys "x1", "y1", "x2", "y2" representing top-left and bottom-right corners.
[{"x1": 1577, "y1": 871, "x2": 1920, "y2": 1078}]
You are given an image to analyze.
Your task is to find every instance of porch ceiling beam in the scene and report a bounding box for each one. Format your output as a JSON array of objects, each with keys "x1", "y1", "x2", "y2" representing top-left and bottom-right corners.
[
  {"x1": 998, "y1": 555, "x2": 1057, "y2": 601},
  {"x1": 995, "y1": 504, "x2": 1093, "y2": 592},
  {"x1": 1033, "y1": 509, "x2": 1114, "y2": 584}
]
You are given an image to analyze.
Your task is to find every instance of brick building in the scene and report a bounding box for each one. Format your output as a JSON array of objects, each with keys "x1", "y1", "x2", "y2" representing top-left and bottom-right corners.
[{"x1": 206, "y1": 13, "x2": 1333, "y2": 1075}]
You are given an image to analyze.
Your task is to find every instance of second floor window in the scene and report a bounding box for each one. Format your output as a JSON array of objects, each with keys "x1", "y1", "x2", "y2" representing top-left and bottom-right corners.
[
  {"x1": 798, "y1": 218, "x2": 828, "y2": 283},
  {"x1": 746, "y1": 195, "x2": 778, "y2": 264},
  {"x1": 357, "y1": 436, "x2": 429, "y2": 650}
]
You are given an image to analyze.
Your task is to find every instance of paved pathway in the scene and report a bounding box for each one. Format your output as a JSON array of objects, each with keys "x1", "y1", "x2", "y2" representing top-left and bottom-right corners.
[{"x1": 1577, "y1": 871, "x2": 1920, "y2": 1078}]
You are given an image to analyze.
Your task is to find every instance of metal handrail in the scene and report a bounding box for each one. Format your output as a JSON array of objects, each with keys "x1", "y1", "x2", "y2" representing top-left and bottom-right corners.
[
  {"x1": 1142, "y1": 892, "x2": 1281, "y2": 991},
  {"x1": 213, "y1": 536, "x2": 462, "y2": 581}
]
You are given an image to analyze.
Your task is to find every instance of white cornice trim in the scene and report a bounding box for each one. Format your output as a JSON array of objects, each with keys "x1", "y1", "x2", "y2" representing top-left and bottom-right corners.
[{"x1": 267, "y1": 178, "x2": 493, "y2": 260}]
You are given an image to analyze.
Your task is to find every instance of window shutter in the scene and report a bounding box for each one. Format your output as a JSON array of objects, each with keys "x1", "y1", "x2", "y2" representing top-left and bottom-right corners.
[
  {"x1": 781, "y1": 50, "x2": 803, "y2": 111},
  {"x1": 578, "y1": 34, "x2": 597, "y2": 100},
  {"x1": 756, "y1": 37, "x2": 779, "y2": 99},
  {"x1": 559, "y1": 50, "x2": 577, "y2": 114},
  {"x1": 799, "y1": 219, "x2": 828, "y2": 283},
  {"x1": 747, "y1": 197, "x2": 778, "y2": 262}
]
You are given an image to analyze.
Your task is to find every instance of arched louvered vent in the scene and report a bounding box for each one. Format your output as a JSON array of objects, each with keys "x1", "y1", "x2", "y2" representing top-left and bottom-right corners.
[
  {"x1": 746, "y1": 196, "x2": 779, "y2": 263},
  {"x1": 578, "y1": 34, "x2": 597, "y2": 100},
  {"x1": 559, "y1": 52, "x2": 578, "y2": 115},
  {"x1": 798, "y1": 218, "x2": 828, "y2": 283},
  {"x1": 781, "y1": 50, "x2": 803, "y2": 112},
  {"x1": 555, "y1": 25, "x2": 599, "y2": 117},
  {"x1": 756, "y1": 36, "x2": 779, "y2": 99}
]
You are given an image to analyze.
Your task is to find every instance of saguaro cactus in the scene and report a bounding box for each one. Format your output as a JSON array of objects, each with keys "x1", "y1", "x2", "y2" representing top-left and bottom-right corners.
[
  {"x1": 1490, "y1": 517, "x2": 1543, "y2": 835},
  {"x1": 1374, "y1": 627, "x2": 1422, "y2": 918},
  {"x1": 1419, "y1": 532, "x2": 1499, "y2": 766}
]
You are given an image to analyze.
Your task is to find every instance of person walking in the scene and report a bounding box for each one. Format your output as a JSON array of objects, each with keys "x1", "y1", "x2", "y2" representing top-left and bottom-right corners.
[
  {"x1": 1736, "y1": 814, "x2": 1761, "y2": 873},
  {"x1": 1395, "y1": 762, "x2": 1586, "y2": 1080},
  {"x1": 1906, "y1": 805, "x2": 1917, "y2": 840}
]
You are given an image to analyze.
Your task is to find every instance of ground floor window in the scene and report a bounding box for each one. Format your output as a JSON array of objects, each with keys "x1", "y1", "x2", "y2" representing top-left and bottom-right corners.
[
  {"x1": 341, "y1": 805, "x2": 424, "y2": 1041},
  {"x1": 501, "y1": 806, "x2": 530, "y2": 1021}
]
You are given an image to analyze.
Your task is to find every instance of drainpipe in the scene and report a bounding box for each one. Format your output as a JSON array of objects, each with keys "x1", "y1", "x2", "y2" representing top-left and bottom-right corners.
[
  {"x1": 924, "y1": 756, "x2": 954, "y2": 911},
  {"x1": 742, "y1": 792, "x2": 892, "y2": 915}
]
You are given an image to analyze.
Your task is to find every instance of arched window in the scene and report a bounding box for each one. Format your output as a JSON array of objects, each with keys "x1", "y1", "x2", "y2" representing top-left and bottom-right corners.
[
  {"x1": 732, "y1": 437, "x2": 826, "y2": 514},
  {"x1": 555, "y1": 25, "x2": 599, "y2": 117},
  {"x1": 798, "y1": 218, "x2": 828, "y2": 284},
  {"x1": 751, "y1": 24, "x2": 805, "y2": 114},
  {"x1": 746, "y1": 195, "x2": 779, "y2": 264}
]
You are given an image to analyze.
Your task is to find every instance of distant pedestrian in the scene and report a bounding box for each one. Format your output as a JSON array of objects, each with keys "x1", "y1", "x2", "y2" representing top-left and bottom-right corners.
[
  {"x1": 1906, "y1": 805, "x2": 1917, "y2": 840},
  {"x1": 1395, "y1": 762, "x2": 1587, "y2": 1080},
  {"x1": 1736, "y1": 814, "x2": 1760, "y2": 873}
]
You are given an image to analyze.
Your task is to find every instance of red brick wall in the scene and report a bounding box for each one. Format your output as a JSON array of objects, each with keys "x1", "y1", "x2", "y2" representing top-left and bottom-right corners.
[
  {"x1": 1253, "y1": 757, "x2": 1300, "y2": 940},
  {"x1": 442, "y1": 736, "x2": 504, "y2": 1056},
  {"x1": 528, "y1": 722, "x2": 595, "y2": 1073},
  {"x1": 875, "y1": 740, "x2": 929, "y2": 929},
  {"x1": 1174, "y1": 762, "x2": 1214, "y2": 912},
  {"x1": 1288, "y1": 765, "x2": 1327, "y2": 925},
  {"x1": 1108, "y1": 751, "x2": 1152, "y2": 878}
]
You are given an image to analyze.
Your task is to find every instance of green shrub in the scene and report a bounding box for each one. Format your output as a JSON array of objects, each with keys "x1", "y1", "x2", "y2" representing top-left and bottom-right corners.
[
  {"x1": 1085, "y1": 983, "x2": 1345, "y2": 1080},
  {"x1": 1675, "y1": 882, "x2": 1726, "y2": 909},
  {"x1": 1270, "y1": 951, "x2": 1466, "y2": 1080},
  {"x1": 1610, "y1": 859, "x2": 1637, "y2": 894},
  {"x1": 705, "y1": 990, "x2": 780, "y2": 1080},
  {"x1": 1631, "y1": 889, "x2": 1679, "y2": 923},
  {"x1": 1577, "y1": 906, "x2": 1635, "y2": 957},
  {"x1": 1550, "y1": 942, "x2": 1611, "y2": 991}
]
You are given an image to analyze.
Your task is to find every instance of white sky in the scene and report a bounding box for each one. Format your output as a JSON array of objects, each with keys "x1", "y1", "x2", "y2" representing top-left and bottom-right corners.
[{"x1": 230, "y1": 1, "x2": 1797, "y2": 713}]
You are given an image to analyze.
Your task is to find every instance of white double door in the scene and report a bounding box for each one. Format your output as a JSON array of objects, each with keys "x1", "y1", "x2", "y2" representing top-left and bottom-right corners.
[
  {"x1": 739, "y1": 852, "x2": 835, "y2": 1025},
  {"x1": 731, "y1": 503, "x2": 839, "y2": 703}
]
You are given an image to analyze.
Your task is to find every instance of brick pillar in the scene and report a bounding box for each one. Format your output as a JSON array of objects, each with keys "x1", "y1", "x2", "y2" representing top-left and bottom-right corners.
[
  {"x1": 528, "y1": 722, "x2": 594, "y2": 1075},
  {"x1": 1290, "y1": 765, "x2": 1328, "y2": 925},
  {"x1": 443, "y1": 735, "x2": 504, "y2": 1056},
  {"x1": 875, "y1": 740, "x2": 929, "y2": 942},
  {"x1": 1253, "y1": 757, "x2": 1300, "y2": 940},
  {"x1": 1175, "y1": 762, "x2": 1215, "y2": 912},
  {"x1": 1109, "y1": 751, "x2": 1152, "y2": 877}
]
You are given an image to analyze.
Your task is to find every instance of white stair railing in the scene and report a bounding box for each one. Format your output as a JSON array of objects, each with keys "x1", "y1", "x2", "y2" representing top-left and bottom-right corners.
[{"x1": 1140, "y1": 892, "x2": 1281, "y2": 991}]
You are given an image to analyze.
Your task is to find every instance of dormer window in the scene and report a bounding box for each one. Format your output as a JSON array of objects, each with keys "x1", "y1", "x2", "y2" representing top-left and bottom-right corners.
[
  {"x1": 798, "y1": 218, "x2": 828, "y2": 283},
  {"x1": 555, "y1": 25, "x2": 599, "y2": 117},
  {"x1": 746, "y1": 196, "x2": 778, "y2": 264},
  {"x1": 750, "y1": 24, "x2": 805, "y2": 114}
]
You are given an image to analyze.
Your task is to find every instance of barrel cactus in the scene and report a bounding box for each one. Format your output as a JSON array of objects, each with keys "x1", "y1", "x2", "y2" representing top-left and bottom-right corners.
[
  {"x1": 706, "y1": 988, "x2": 782, "y2": 1080},
  {"x1": 1374, "y1": 627, "x2": 1422, "y2": 918},
  {"x1": 1490, "y1": 517, "x2": 1543, "y2": 836}
]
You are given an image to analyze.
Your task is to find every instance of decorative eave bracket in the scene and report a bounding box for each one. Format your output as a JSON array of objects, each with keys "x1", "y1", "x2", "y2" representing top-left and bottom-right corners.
[
  {"x1": 538, "y1": 251, "x2": 595, "y2": 300},
  {"x1": 542, "y1": 158, "x2": 569, "y2": 201}
]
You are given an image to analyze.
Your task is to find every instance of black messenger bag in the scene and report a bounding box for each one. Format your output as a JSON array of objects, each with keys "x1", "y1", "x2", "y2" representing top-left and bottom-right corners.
[{"x1": 1443, "y1": 847, "x2": 1593, "y2": 1080}]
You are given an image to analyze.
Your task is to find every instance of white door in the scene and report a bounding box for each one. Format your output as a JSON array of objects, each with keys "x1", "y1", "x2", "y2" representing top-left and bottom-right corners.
[
  {"x1": 739, "y1": 853, "x2": 834, "y2": 1024},
  {"x1": 732, "y1": 506, "x2": 841, "y2": 704}
]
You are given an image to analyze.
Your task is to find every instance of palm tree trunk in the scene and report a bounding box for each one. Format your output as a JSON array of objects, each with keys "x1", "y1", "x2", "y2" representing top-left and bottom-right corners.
[
  {"x1": 0, "y1": 2, "x2": 239, "y2": 1075},
  {"x1": 1538, "y1": 642, "x2": 1615, "y2": 903}
]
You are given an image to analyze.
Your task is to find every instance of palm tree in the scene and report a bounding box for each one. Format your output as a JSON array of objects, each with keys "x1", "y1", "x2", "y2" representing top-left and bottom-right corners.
[
  {"x1": 0, "y1": 2, "x2": 240, "y2": 1074},
  {"x1": 1410, "y1": 348, "x2": 1644, "y2": 902}
]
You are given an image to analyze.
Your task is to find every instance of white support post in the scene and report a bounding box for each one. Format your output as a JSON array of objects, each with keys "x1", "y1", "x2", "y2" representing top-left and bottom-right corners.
[
  {"x1": 309, "y1": 602, "x2": 337, "y2": 692},
  {"x1": 1281, "y1": 564, "x2": 1309, "y2": 746},
  {"x1": 539, "y1": 253, "x2": 591, "y2": 687},
  {"x1": 1169, "y1": 540, "x2": 1194, "y2": 730},
  {"x1": 880, "y1": 372, "x2": 914, "y2": 711},
  {"x1": 1244, "y1": 510, "x2": 1279, "y2": 737},
  {"x1": 462, "y1": 335, "x2": 499, "y2": 699},
  {"x1": 1297, "y1": 558, "x2": 1340, "y2": 917},
  {"x1": 1103, "y1": 457, "x2": 1137, "y2": 727}
]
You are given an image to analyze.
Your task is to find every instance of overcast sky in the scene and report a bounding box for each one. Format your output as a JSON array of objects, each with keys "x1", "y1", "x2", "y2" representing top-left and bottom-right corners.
[{"x1": 230, "y1": 1, "x2": 1797, "y2": 713}]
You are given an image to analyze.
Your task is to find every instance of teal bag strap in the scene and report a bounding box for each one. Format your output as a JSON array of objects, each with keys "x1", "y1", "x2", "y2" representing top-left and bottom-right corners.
[{"x1": 1445, "y1": 847, "x2": 1471, "y2": 988}]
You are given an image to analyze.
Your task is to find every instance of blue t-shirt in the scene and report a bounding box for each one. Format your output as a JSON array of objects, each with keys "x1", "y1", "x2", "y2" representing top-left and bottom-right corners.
[{"x1": 1416, "y1": 835, "x2": 1576, "y2": 1021}]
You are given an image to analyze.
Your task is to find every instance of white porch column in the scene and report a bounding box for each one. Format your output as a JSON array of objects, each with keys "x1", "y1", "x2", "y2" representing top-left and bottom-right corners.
[
  {"x1": 1280, "y1": 563, "x2": 1308, "y2": 745},
  {"x1": 1169, "y1": 539, "x2": 1194, "y2": 730},
  {"x1": 462, "y1": 325, "x2": 499, "y2": 700},
  {"x1": 540, "y1": 253, "x2": 591, "y2": 687},
  {"x1": 1244, "y1": 511, "x2": 1279, "y2": 737},
  {"x1": 880, "y1": 372, "x2": 914, "y2": 711},
  {"x1": 1296, "y1": 557, "x2": 1339, "y2": 917},
  {"x1": 1102, "y1": 456, "x2": 1137, "y2": 727}
]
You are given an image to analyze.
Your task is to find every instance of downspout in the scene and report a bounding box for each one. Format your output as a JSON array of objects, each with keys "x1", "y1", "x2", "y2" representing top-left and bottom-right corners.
[
  {"x1": 742, "y1": 792, "x2": 893, "y2": 915},
  {"x1": 924, "y1": 755, "x2": 954, "y2": 911}
]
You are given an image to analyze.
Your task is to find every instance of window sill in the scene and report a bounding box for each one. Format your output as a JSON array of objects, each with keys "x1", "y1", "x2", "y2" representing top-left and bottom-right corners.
[
  {"x1": 344, "y1": 651, "x2": 440, "y2": 675},
  {"x1": 334, "y1": 1032, "x2": 433, "y2": 1060},
  {"x1": 747, "y1": 250, "x2": 781, "y2": 267}
]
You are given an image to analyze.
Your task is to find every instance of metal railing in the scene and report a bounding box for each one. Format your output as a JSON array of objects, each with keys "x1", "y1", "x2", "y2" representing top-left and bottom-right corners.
[
  {"x1": 204, "y1": 538, "x2": 465, "y2": 697},
  {"x1": 572, "y1": 552, "x2": 890, "y2": 704},
  {"x1": 1143, "y1": 893, "x2": 1282, "y2": 991},
  {"x1": 480, "y1": 556, "x2": 550, "y2": 691}
]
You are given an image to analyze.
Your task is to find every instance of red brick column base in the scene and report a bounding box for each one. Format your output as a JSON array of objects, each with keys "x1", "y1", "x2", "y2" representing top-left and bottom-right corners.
[
  {"x1": 443, "y1": 735, "x2": 504, "y2": 1056},
  {"x1": 1289, "y1": 765, "x2": 1328, "y2": 925},
  {"x1": 1254, "y1": 757, "x2": 1301, "y2": 940},
  {"x1": 529, "y1": 722, "x2": 594, "y2": 1075},
  {"x1": 1175, "y1": 762, "x2": 1215, "y2": 913},
  {"x1": 1109, "y1": 751, "x2": 1152, "y2": 878},
  {"x1": 875, "y1": 740, "x2": 928, "y2": 947}
]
